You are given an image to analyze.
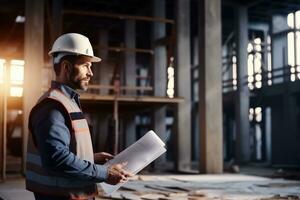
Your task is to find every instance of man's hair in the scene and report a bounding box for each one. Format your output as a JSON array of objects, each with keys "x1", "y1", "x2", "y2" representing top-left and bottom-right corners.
[{"x1": 53, "y1": 53, "x2": 78, "y2": 76}]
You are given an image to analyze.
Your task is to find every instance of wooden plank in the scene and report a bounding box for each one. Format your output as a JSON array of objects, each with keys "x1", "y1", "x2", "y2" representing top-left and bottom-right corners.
[
  {"x1": 80, "y1": 94, "x2": 184, "y2": 103},
  {"x1": 139, "y1": 193, "x2": 166, "y2": 200},
  {"x1": 120, "y1": 86, "x2": 152, "y2": 92},
  {"x1": 96, "y1": 45, "x2": 154, "y2": 54},
  {"x1": 120, "y1": 191, "x2": 141, "y2": 200},
  {"x1": 145, "y1": 185, "x2": 186, "y2": 194},
  {"x1": 64, "y1": 10, "x2": 175, "y2": 24},
  {"x1": 88, "y1": 84, "x2": 153, "y2": 91}
]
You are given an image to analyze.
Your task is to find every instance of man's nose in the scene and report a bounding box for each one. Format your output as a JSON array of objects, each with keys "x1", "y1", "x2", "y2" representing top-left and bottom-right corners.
[{"x1": 87, "y1": 67, "x2": 93, "y2": 77}]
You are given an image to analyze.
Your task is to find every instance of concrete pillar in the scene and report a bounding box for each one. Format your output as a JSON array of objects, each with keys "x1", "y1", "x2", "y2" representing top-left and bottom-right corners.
[
  {"x1": 265, "y1": 107, "x2": 272, "y2": 164},
  {"x1": 94, "y1": 114, "x2": 109, "y2": 152},
  {"x1": 124, "y1": 20, "x2": 137, "y2": 147},
  {"x1": 270, "y1": 95, "x2": 299, "y2": 167},
  {"x1": 94, "y1": 31, "x2": 112, "y2": 152},
  {"x1": 153, "y1": 0, "x2": 167, "y2": 97},
  {"x1": 23, "y1": 0, "x2": 44, "y2": 173},
  {"x1": 192, "y1": 36, "x2": 199, "y2": 103},
  {"x1": 280, "y1": 94, "x2": 298, "y2": 166},
  {"x1": 51, "y1": 0, "x2": 63, "y2": 44},
  {"x1": 234, "y1": 5, "x2": 250, "y2": 164},
  {"x1": 49, "y1": 0, "x2": 63, "y2": 79},
  {"x1": 192, "y1": 36, "x2": 199, "y2": 161},
  {"x1": 198, "y1": 0, "x2": 223, "y2": 173},
  {"x1": 99, "y1": 30, "x2": 109, "y2": 60},
  {"x1": 175, "y1": 0, "x2": 192, "y2": 171},
  {"x1": 98, "y1": 30, "x2": 112, "y2": 94},
  {"x1": 270, "y1": 99, "x2": 283, "y2": 165},
  {"x1": 152, "y1": 0, "x2": 167, "y2": 168},
  {"x1": 124, "y1": 116, "x2": 136, "y2": 147},
  {"x1": 125, "y1": 20, "x2": 136, "y2": 95}
]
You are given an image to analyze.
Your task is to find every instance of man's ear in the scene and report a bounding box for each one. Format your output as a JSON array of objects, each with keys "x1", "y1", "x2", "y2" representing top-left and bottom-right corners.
[{"x1": 61, "y1": 60, "x2": 72, "y2": 74}]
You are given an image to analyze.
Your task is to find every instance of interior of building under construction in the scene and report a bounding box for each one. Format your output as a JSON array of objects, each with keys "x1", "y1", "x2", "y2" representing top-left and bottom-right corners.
[{"x1": 0, "y1": 0, "x2": 300, "y2": 199}]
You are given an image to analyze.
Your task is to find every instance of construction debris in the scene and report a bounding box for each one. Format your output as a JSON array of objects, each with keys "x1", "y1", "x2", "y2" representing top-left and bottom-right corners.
[
  {"x1": 97, "y1": 174, "x2": 300, "y2": 200},
  {"x1": 261, "y1": 194, "x2": 300, "y2": 200}
]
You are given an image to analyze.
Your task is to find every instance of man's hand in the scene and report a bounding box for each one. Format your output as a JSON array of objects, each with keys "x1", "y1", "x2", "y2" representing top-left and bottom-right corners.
[
  {"x1": 94, "y1": 152, "x2": 114, "y2": 164},
  {"x1": 105, "y1": 162, "x2": 133, "y2": 185}
]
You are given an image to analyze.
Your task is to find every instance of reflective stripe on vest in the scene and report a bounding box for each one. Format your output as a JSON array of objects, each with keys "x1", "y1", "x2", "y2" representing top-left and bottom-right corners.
[{"x1": 26, "y1": 89, "x2": 96, "y2": 198}]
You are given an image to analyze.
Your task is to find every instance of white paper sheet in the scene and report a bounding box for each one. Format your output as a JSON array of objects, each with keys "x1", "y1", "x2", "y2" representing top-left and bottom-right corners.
[{"x1": 99, "y1": 130, "x2": 166, "y2": 194}]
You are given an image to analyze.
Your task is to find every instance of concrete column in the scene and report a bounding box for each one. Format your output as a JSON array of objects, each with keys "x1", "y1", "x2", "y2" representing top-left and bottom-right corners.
[
  {"x1": 51, "y1": 0, "x2": 63, "y2": 43},
  {"x1": 98, "y1": 30, "x2": 112, "y2": 95},
  {"x1": 192, "y1": 36, "x2": 199, "y2": 102},
  {"x1": 280, "y1": 94, "x2": 298, "y2": 166},
  {"x1": 192, "y1": 36, "x2": 199, "y2": 160},
  {"x1": 152, "y1": 0, "x2": 167, "y2": 168},
  {"x1": 124, "y1": 20, "x2": 137, "y2": 147},
  {"x1": 125, "y1": 20, "x2": 136, "y2": 95},
  {"x1": 265, "y1": 107, "x2": 271, "y2": 164},
  {"x1": 271, "y1": 95, "x2": 299, "y2": 167},
  {"x1": 23, "y1": 0, "x2": 44, "y2": 173},
  {"x1": 99, "y1": 30, "x2": 109, "y2": 60},
  {"x1": 95, "y1": 31, "x2": 113, "y2": 152},
  {"x1": 48, "y1": 0, "x2": 63, "y2": 79},
  {"x1": 198, "y1": 0, "x2": 223, "y2": 173},
  {"x1": 95, "y1": 114, "x2": 109, "y2": 152},
  {"x1": 124, "y1": 116, "x2": 136, "y2": 147},
  {"x1": 234, "y1": 5, "x2": 250, "y2": 164},
  {"x1": 175, "y1": 0, "x2": 192, "y2": 171},
  {"x1": 153, "y1": 0, "x2": 167, "y2": 97}
]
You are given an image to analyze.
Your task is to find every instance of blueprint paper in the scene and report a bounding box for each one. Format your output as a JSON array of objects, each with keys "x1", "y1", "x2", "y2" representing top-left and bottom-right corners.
[{"x1": 99, "y1": 130, "x2": 166, "y2": 194}]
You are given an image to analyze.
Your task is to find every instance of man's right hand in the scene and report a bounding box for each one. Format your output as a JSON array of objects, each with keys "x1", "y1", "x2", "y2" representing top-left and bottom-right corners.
[{"x1": 105, "y1": 162, "x2": 133, "y2": 185}]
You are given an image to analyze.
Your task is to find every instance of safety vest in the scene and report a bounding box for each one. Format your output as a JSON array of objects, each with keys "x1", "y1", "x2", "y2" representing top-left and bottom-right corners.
[{"x1": 26, "y1": 89, "x2": 97, "y2": 199}]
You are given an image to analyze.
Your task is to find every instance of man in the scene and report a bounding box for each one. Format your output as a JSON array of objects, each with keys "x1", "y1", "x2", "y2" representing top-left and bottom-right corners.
[{"x1": 26, "y1": 33, "x2": 132, "y2": 200}]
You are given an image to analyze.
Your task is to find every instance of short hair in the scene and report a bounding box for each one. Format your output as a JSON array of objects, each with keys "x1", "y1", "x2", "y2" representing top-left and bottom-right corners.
[{"x1": 53, "y1": 53, "x2": 78, "y2": 76}]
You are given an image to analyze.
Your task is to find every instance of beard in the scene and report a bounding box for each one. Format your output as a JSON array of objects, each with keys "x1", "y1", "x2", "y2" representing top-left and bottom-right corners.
[
  {"x1": 67, "y1": 67, "x2": 90, "y2": 91},
  {"x1": 70, "y1": 77, "x2": 89, "y2": 91}
]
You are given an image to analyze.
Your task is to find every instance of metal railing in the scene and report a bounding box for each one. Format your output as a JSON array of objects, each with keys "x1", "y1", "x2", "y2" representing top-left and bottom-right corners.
[{"x1": 222, "y1": 66, "x2": 300, "y2": 92}]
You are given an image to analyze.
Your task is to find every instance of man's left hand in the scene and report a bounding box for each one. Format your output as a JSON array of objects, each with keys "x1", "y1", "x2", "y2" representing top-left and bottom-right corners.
[{"x1": 94, "y1": 152, "x2": 114, "y2": 164}]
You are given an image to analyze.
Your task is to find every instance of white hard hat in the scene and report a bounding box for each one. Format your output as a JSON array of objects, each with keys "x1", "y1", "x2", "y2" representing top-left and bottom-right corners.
[{"x1": 49, "y1": 33, "x2": 101, "y2": 62}]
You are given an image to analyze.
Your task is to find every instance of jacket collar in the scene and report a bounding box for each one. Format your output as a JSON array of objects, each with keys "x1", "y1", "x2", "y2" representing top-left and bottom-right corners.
[{"x1": 50, "y1": 81, "x2": 80, "y2": 101}]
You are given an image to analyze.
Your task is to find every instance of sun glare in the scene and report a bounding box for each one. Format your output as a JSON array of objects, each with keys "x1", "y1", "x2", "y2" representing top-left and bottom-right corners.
[
  {"x1": 10, "y1": 59, "x2": 24, "y2": 97},
  {"x1": 0, "y1": 59, "x2": 5, "y2": 84}
]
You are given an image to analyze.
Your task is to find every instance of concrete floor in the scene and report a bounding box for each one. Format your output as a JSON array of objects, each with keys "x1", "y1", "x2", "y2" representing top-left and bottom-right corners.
[
  {"x1": 99, "y1": 174, "x2": 300, "y2": 200},
  {"x1": 0, "y1": 174, "x2": 299, "y2": 200},
  {"x1": 0, "y1": 178, "x2": 34, "y2": 200}
]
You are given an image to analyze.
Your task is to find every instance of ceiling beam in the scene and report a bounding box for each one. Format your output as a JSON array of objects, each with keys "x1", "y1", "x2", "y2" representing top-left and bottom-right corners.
[{"x1": 64, "y1": 10, "x2": 175, "y2": 24}]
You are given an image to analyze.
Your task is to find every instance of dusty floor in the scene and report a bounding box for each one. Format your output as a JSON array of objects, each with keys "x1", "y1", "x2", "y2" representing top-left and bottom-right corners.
[
  {"x1": 0, "y1": 173, "x2": 299, "y2": 200},
  {"x1": 98, "y1": 174, "x2": 300, "y2": 200}
]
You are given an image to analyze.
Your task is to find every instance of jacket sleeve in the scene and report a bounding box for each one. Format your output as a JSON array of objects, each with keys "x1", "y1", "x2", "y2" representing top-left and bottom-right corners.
[{"x1": 31, "y1": 101, "x2": 108, "y2": 183}]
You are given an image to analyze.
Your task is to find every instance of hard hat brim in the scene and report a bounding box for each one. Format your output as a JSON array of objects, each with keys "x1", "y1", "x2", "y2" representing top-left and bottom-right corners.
[
  {"x1": 49, "y1": 50, "x2": 102, "y2": 62},
  {"x1": 90, "y1": 56, "x2": 102, "y2": 62}
]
